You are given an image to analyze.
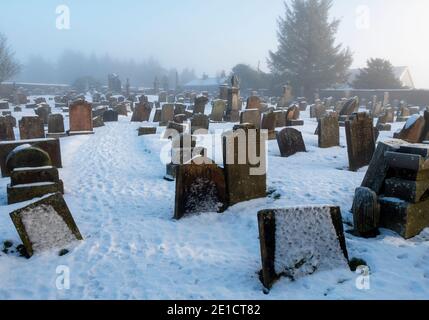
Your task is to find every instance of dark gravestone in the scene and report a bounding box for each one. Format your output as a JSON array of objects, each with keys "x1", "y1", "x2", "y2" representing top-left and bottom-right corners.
[
  {"x1": 19, "y1": 116, "x2": 45, "y2": 140},
  {"x1": 210, "y1": 100, "x2": 226, "y2": 122},
  {"x1": 153, "y1": 109, "x2": 161, "y2": 122},
  {"x1": 0, "y1": 116, "x2": 15, "y2": 141},
  {"x1": 261, "y1": 111, "x2": 276, "y2": 140},
  {"x1": 258, "y1": 206, "x2": 349, "y2": 290},
  {"x1": 276, "y1": 128, "x2": 306, "y2": 157},
  {"x1": 240, "y1": 109, "x2": 261, "y2": 129},
  {"x1": 131, "y1": 102, "x2": 152, "y2": 122},
  {"x1": 47, "y1": 114, "x2": 66, "y2": 138},
  {"x1": 138, "y1": 127, "x2": 157, "y2": 136},
  {"x1": 35, "y1": 104, "x2": 51, "y2": 125},
  {"x1": 9, "y1": 193, "x2": 82, "y2": 257},
  {"x1": 160, "y1": 104, "x2": 175, "y2": 126},
  {"x1": 194, "y1": 96, "x2": 209, "y2": 115},
  {"x1": 163, "y1": 121, "x2": 186, "y2": 140},
  {"x1": 222, "y1": 124, "x2": 267, "y2": 206},
  {"x1": 103, "y1": 110, "x2": 119, "y2": 122},
  {"x1": 173, "y1": 114, "x2": 187, "y2": 124},
  {"x1": 345, "y1": 113, "x2": 375, "y2": 171},
  {"x1": 191, "y1": 114, "x2": 209, "y2": 134},
  {"x1": 174, "y1": 157, "x2": 227, "y2": 219},
  {"x1": 274, "y1": 110, "x2": 286, "y2": 128},
  {"x1": 174, "y1": 103, "x2": 187, "y2": 116},
  {"x1": 318, "y1": 114, "x2": 339, "y2": 148},
  {"x1": 340, "y1": 97, "x2": 359, "y2": 116},
  {"x1": 352, "y1": 187, "x2": 380, "y2": 238},
  {"x1": 5, "y1": 145, "x2": 51, "y2": 173},
  {"x1": 93, "y1": 116, "x2": 105, "y2": 128}
]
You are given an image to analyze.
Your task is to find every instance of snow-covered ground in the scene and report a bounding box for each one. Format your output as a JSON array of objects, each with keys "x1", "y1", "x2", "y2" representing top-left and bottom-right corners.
[{"x1": 0, "y1": 96, "x2": 428, "y2": 300}]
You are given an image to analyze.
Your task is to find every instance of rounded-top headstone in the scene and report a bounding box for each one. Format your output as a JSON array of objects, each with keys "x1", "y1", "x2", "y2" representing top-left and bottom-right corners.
[{"x1": 6, "y1": 145, "x2": 52, "y2": 173}]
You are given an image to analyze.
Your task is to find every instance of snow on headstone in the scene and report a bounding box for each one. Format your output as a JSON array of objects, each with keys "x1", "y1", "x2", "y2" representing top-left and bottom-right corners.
[
  {"x1": 9, "y1": 193, "x2": 83, "y2": 257},
  {"x1": 258, "y1": 206, "x2": 349, "y2": 289}
]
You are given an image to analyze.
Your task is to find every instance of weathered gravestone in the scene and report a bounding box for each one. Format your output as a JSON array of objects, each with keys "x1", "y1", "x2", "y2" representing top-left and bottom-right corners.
[
  {"x1": 138, "y1": 127, "x2": 157, "y2": 136},
  {"x1": 35, "y1": 104, "x2": 51, "y2": 125},
  {"x1": 131, "y1": 102, "x2": 152, "y2": 122},
  {"x1": 274, "y1": 110, "x2": 286, "y2": 128},
  {"x1": 340, "y1": 97, "x2": 359, "y2": 116},
  {"x1": 345, "y1": 113, "x2": 375, "y2": 171},
  {"x1": 103, "y1": 110, "x2": 119, "y2": 122},
  {"x1": 194, "y1": 96, "x2": 209, "y2": 115},
  {"x1": 257, "y1": 206, "x2": 349, "y2": 289},
  {"x1": 191, "y1": 114, "x2": 209, "y2": 134},
  {"x1": 261, "y1": 111, "x2": 276, "y2": 140},
  {"x1": 246, "y1": 96, "x2": 261, "y2": 110},
  {"x1": 225, "y1": 87, "x2": 240, "y2": 122},
  {"x1": 153, "y1": 109, "x2": 161, "y2": 122},
  {"x1": 174, "y1": 156, "x2": 227, "y2": 219},
  {"x1": 47, "y1": 114, "x2": 66, "y2": 138},
  {"x1": 394, "y1": 115, "x2": 425, "y2": 143},
  {"x1": 310, "y1": 103, "x2": 326, "y2": 119},
  {"x1": 162, "y1": 121, "x2": 186, "y2": 140},
  {"x1": 115, "y1": 103, "x2": 128, "y2": 116},
  {"x1": 317, "y1": 114, "x2": 339, "y2": 148},
  {"x1": 6, "y1": 145, "x2": 64, "y2": 204},
  {"x1": 222, "y1": 124, "x2": 267, "y2": 205},
  {"x1": 19, "y1": 116, "x2": 45, "y2": 140},
  {"x1": 210, "y1": 100, "x2": 226, "y2": 122},
  {"x1": 158, "y1": 92, "x2": 167, "y2": 103},
  {"x1": 9, "y1": 192, "x2": 82, "y2": 257},
  {"x1": 285, "y1": 105, "x2": 303, "y2": 126},
  {"x1": 240, "y1": 109, "x2": 261, "y2": 129},
  {"x1": 352, "y1": 187, "x2": 380, "y2": 238},
  {"x1": 160, "y1": 104, "x2": 175, "y2": 126},
  {"x1": 174, "y1": 103, "x2": 187, "y2": 116},
  {"x1": 69, "y1": 101, "x2": 94, "y2": 135},
  {"x1": 276, "y1": 128, "x2": 306, "y2": 157},
  {"x1": 0, "y1": 100, "x2": 9, "y2": 109},
  {"x1": 0, "y1": 116, "x2": 15, "y2": 141}
]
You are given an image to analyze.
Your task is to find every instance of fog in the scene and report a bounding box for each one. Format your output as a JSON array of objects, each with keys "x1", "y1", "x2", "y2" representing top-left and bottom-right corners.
[{"x1": 1, "y1": 0, "x2": 428, "y2": 88}]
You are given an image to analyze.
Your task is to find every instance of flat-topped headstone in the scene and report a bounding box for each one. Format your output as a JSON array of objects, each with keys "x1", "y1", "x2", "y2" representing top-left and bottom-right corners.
[
  {"x1": 191, "y1": 114, "x2": 209, "y2": 134},
  {"x1": 131, "y1": 102, "x2": 152, "y2": 122},
  {"x1": 261, "y1": 111, "x2": 276, "y2": 140},
  {"x1": 276, "y1": 128, "x2": 306, "y2": 157},
  {"x1": 19, "y1": 116, "x2": 45, "y2": 140},
  {"x1": 0, "y1": 116, "x2": 15, "y2": 141},
  {"x1": 35, "y1": 104, "x2": 51, "y2": 125},
  {"x1": 240, "y1": 109, "x2": 261, "y2": 129},
  {"x1": 274, "y1": 110, "x2": 286, "y2": 128},
  {"x1": 352, "y1": 187, "x2": 380, "y2": 238},
  {"x1": 345, "y1": 113, "x2": 375, "y2": 171},
  {"x1": 258, "y1": 206, "x2": 349, "y2": 289},
  {"x1": 194, "y1": 96, "x2": 209, "y2": 115},
  {"x1": 160, "y1": 104, "x2": 175, "y2": 126},
  {"x1": 0, "y1": 100, "x2": 9, "y2": 109},
  {"x1": 47, "y1": 114, "x2": 66, "y2": 138},
  {"x1": 103, "y1": 110, "x2": 119, "y2": 122},
  {"x1": 69, "y1": 101, "x2": 93, "y2": 135},
  {"x1": 9, "y1": 193, "x2": 83, "y2": 257},
  {"x1": 210, "y1": 100, "x2": 226, "y2": 122},
  {"x1": 318, "y1": 114, "x2": 339, "y2": 148},
  {"x1": 246, "y1": 96, "x2": 261, "y2": 110}
]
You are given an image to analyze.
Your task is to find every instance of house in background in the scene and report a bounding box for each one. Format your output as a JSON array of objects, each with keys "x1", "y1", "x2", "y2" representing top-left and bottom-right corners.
[{"x1": 183, "y1": 74, "x2": 228, "y2": 93}]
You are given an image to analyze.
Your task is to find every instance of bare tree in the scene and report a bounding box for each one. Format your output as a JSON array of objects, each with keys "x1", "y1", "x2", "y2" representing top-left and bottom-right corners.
[{"x1": 0, "y1": 33, "x2": 20, "y2": 83}]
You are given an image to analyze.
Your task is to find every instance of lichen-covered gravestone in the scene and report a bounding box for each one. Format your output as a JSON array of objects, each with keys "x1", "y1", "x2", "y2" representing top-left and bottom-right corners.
[
  {"x1": 258, "y1": 206, "x2": 349, "y2": 290},
  {"x1": 174, "y1": 156, "x2": 227, "y2": 219},
  {"x1": 345, "y1": 113, "x2": 375, "y2": 171},
  {"x1": 276, "y1": 128, "x2": 306, "y2": 157},
  {"x1": 9, "y1": 193, "x2": 82, "y2": 257},
  {"x1": 352, "y1": 187, "x2": 380, "y2": 238},
  {"x1": 318, "y1": 114, "x2": 339, "y2": 148}
]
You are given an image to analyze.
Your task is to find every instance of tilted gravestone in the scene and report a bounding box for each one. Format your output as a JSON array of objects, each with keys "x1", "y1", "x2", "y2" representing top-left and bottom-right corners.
[
  {"x1": 345, "y1": 113, "x2": 375, "y2": 171},
  {"x1": 131, "y1": 102, "x2": 152, "y2": 122},
  {"x1": 47, "y1": 114, "x2": 66, "y2": 138},
  {"x1": 318, "y1": 114, "x2": 339, "y2": 148},
  {"x1": 258, "y1": 206, "x2": 349, "y2": 289},
  {"x1": 9, "y1": 192, "x2": 82, "y2": 257},
  {"x1": 174, "y1": 156, "x2": 227, "y2": 219},
  {"x1": 222, "y1": 124, "x2": 267, "y2": 205},
  {"x1": 285, "y1": 105, "x2": 303, "y2": 126},
  {"x1": 0, "y1": 116, "x2": 15, "y2": 141},
  {"x1": 69, "y1": 101, "x2": 94, "y2": 135},
  {"x1": 340, "y1": 96, "x2": 359, "y2": 116},
  {"x1": 394, "y1": 115, "x2": 425, "y2": 143},
  {"x1": 261, "y1": 111, "x2": 276, "y2": 140},
  {"x1": 19, "y1": 116, "x2": 45, "y2": 140},
  {"x1": 276, "y1": 128, "x2": 306, "y2": 157}
]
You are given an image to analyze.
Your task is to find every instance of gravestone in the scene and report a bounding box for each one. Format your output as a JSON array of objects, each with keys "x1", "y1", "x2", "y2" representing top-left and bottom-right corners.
[
  {"x1": 222, "y1": 124, "x2": 267, "y2": 205},
  {"x1": 103, "y1": 110, "x2": 119, "y2": 122},
  {"x1": 310, "y1": 103, "x2": 326, "y2": 119},
  {"x1": 274, "y1": 110, "x2": 286, "y2": 128},
  {"x1": 318, "y1": 114, "x2": 339, "y2": 148},
  {"x1": 278, "y1": 84, "x2": 293, "y2": 108},
  {"x1": 163, "y1": 121, "x2": 186, "y2": 140},
  {"x1": 47, "y1": 114, "x2": 66, "y2": 138},
  {"x1": 0, "y1": 100, "x2": 9, "y2": 109},
  {"x1": 225, "y1": 87, "x2": 240, "y2": 122},
  {"x1": 210, "y1": 100, "x2": 226, "y2": 122},
  {"x1": 345, "y1": 113, "x2": 376, "y2": 171},
  {"x1": 9, "y1": 193, "x2": 82, "y2": 257},
  {"x1": 340, "y1": 97, "x2": 359, "y2": 116},
  {"x1": 352, "y1": 187, "x2": 380, "y2": 238},
  {"x1": 191, "y1": 114, "x2": 209, "y2": 134},
  {"x1": 261, "y1": 111, "x2": 276, "y2": 140},
  {"x1": 160, "y1": 104, "x2": 175, "y2": 126},
  {"x1": 115, "y1": 103, "x2": 128, "y2": 116},
  {"x1": 174, "y1": 103, "x2": 187, "y2": 116},
  {"x1": 138, "y1": 127, "x2": 157, "y2": 136},
  {"x1": 219, "y1": 85, "x2": 228, "y2": 100},
  {"x1": 158, "y1": 92, "x2": 167, "y2": 103},
  {"x1": 174, "y1": 156, "x2": 227, "y2": 219},
  {"x1": 276, "y1": 128, "x2": 306, "y2": 157},
  {"x1": 240, "y1": 109, "x2": 261, "y2": 129},
  {"x1": 35, "y1": 104, "x2": 51, "y2": 125},
  {"x1": 69, "y1": 101, "x2": 93, "y2": 135},
  {"x1": 131, "y1": 102, "x2": 152, "y2": 122},
  {"x1": 258, "y1": 206, "x2": 349, "y2": 290},
  {"x1": 286, "y1": 105, "x2": 303, "y2": 126},
  {"x1": 0, "y1": 116, "x2": 15, "y2": 141},
  {"x1": 93, "y1": 116, "x2": 105, "y2": 128},
  {"x1": 246, "y1": 96, "x2": 261, "y2": 110},
  {"x1": 194, "y1": 96, "x2": 209, "y2": 115},
  {"x1": 174, "y1": 114, "x2": 187, "y2": 124},
  {"x1": 19, "y1": 116, "x2": 45, "y2": 140},
  {"x1": 153, "y1": 109, "x2": 161, "y2": 122},
  {"x1": 165, "y1": 133, "x2": 199, "y2": 181},
  {"x1": 394, "y1": 115, "x2": 425, "y2": 143}
]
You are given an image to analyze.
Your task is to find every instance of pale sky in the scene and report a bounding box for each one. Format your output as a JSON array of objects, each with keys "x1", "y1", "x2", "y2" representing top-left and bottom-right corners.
[{"x1": 1, "y1": 0, "x2": 429, "y2": 88}]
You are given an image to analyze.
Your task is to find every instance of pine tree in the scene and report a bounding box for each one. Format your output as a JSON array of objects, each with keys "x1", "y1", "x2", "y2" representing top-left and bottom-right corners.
[
  {"x1": 352, "y1": 58, "x2": 403, "y2": 89},
  {"x1": 0, "y1": 33, "x2": 20, "y2": 83},
  {"x1": 268, "y1": 0, "x2": 352, "y2": 98}
]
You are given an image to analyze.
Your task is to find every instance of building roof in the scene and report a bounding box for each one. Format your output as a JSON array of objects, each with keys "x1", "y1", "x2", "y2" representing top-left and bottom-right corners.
[{"x1": 184, "y1": 77, "x2": 228, "y2": 88}]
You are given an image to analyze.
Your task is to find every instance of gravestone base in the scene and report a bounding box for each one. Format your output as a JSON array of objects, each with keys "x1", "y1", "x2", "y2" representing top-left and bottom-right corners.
[
  {"x1": 7, "y1": 181, "x2": 64, "y2": 205},
  {"x1": 164, "y1": 163, "x2": 178, "y2": 181},
  {"x1": 138, "y1": 127, "x2": 157, "y2": 136},
  {"x1": 376, "y1": 123, "x2": 392, "y2": 131},
  {"x1": 46, "y1": 132, "x2": 68, "y2": 139},
  {"x1": 286, "y1": 120, "x2": 304, "y2": 127},
  {"x1": 68, "y1": 130, "x2": 95, "y2": 136}
]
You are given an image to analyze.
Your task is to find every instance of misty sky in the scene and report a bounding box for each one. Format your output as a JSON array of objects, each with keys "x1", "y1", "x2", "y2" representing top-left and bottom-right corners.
[{"x1": 1, "y1": 0, "x2": 429, "y2": 88}]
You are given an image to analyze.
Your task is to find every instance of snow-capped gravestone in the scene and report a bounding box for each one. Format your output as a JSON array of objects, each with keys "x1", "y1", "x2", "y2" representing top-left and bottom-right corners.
[
  {"x1": 35, "y1": 104, "x2": 51, "y2": 125},
  {"x1": 9, "y1": 193, "x2": 82, "y2": 257},
  {"x1": 261, "y1": 111, "x2": 276, "y2": 140},
  {"x1": 165, "y1": 133, "x2": 200, "y2": 181},
  {"x1": 240, "y1": 109, "x2": 261, "y2": 129},
  {"x1": 257, "y1": 206, "x2": 349, "y2": 289},
  {"x1": 103, "y1": 110, "x2": 119, "y2": 122},
  {"x1": 345, "y1": 113, "x2": 375, "y2": 171},
  {"x1": 210, "y1": 100, "x2": 226, "y2": 122},
  {"x1": 6, "y1": 145, "x2": 64, "y2": 204},
  {"x1": 246, "y1": 96, "x2": 261, "y2": 110},
  {"x1": 0, "y1": 116, "x2": 15, "y2": 141},
  {"x1": 394, "y1": 114, "x2": 425, "y2": 143},
  {"x1": 160, "y1": 104, "x2": 175, "y2": 126},
  {"x1": 309, "y1": 103, "x2": 326, "y2": 119},
  {"x1": 276, "y1": 128, "x2": 306, "y2": 157},
  {"x1": 69, "y1": 101, "x2": 94, "y2": 135},
  {"x1": 47, "y1": 114, "x2": 66, "y2": 138},
  {"x1": 131, "y1": 102, "x2": 152, "y2": 122},
  {"x1": 19, "y1": 116, "x2": 45, "y2": 140},
  {"x1": 0, "y1": 100, "x2": 9, "y2": 109},
  {"x1": 194, "y1": 96, "x2": 209, "y2": 115},
  {"x1": 339, "y1": 97, "x2": 359, "y2": 117},
  {"x1": 317, "y1": 114, "x2": 339, "y2": 148},
  {"x1": 174, "y1": 156, "x2": 227, "y2": 219},
  {"x1": 352, "y1": 187, "x2": 380, "y2": 238},
  {"x1": 285, "y1": 105, "x2": 303, "y2": 126},
  {"x1": 222, "y1": 124, "x2": 267, "y2": 206},
  {"x1": 191, "y1": 114, "x2": 209, "y2": 134}
]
